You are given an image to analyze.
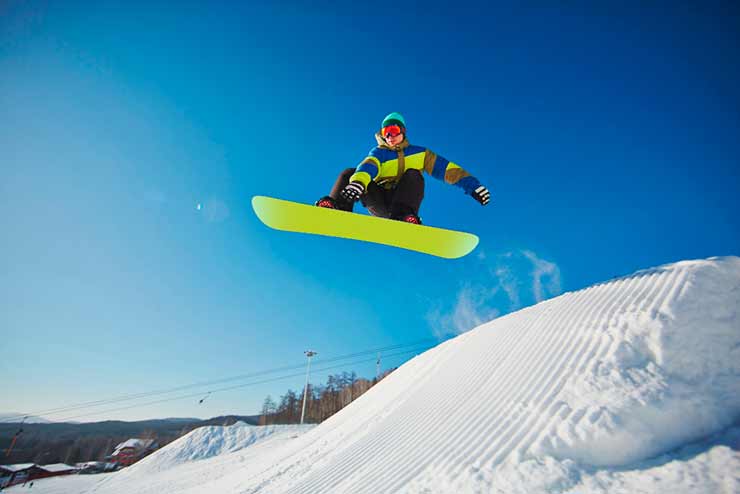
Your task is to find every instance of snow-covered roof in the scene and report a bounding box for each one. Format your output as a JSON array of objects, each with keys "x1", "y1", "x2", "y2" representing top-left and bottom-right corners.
[
  {"x1": 113, "y1": 438, "x2": 157, "y2": 456},
  {"x1": 39, "y1": 463, "x2": 77, "y2": 473},
  {"x1": 0, "y1": 463, "x2": 37, "y2": 472},
  {"x1": 114, "y1": 438, "x2": 155, "y2": 450}
]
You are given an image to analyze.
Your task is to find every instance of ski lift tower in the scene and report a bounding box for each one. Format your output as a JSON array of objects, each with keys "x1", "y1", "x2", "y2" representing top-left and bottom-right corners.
[{"x1": 300, "y1": 350, "x2": 318, "y2": 425}]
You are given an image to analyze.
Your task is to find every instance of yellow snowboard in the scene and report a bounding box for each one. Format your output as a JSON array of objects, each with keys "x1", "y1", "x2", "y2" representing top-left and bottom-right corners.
[{"x1": 252, "y1": 196, "x2": 478, "y2": 259}]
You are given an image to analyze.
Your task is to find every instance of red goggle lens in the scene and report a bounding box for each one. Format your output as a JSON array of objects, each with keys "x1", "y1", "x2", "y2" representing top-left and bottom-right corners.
[{"x1": 382, "y1": 125, "x2": 403, "y2": 139}]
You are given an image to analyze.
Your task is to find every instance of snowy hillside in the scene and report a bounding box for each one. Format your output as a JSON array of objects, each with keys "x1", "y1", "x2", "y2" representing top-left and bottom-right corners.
[{"x1": 14, "y1": 256, "x2": 739, "y2": 494}]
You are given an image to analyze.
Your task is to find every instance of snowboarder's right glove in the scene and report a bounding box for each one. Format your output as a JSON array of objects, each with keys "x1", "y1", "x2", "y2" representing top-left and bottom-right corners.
[
  {"x1": 471, "y1": 185, "x2": 491, "y2": 206},
  {"x1": 341, "y1": 182, "x2": 365, "y2": 203}
]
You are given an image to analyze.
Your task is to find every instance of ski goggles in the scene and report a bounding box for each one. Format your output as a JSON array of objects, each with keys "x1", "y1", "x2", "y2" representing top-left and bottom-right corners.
[{"x1": 382, "y1": 124, "x2": 403, "y2": 139}]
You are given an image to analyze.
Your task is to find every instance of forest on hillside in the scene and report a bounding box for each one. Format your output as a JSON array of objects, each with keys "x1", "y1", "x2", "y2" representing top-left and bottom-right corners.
[{"x1": 260, "y1": 370, "x2": 394, "y2": 425}]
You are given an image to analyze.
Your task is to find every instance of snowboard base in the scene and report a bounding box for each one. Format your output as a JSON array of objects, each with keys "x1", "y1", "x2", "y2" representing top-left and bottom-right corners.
[{"x1": 251, "y1": 196, "x2": 478, "y2": 259}]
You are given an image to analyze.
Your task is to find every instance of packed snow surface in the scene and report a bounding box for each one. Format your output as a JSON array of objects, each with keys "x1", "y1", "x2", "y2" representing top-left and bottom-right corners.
[{"x1": 12, "y1": 257, "x2": 740, "y2": 493}]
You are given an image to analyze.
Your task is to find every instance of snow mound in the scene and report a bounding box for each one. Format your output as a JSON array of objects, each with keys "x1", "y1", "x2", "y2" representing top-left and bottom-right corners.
[
  {"x1": 85, "y1": 423, "x2": 315, "y2": 494},
  {"x1": 123, "y1": 423, "x2": 306, "y2": 475}
]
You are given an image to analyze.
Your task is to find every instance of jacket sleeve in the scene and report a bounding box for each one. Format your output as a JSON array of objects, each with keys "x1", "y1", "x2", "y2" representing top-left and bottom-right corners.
[
  {"x1": 349, "y1": 147, "x2": 382, "y2": 188},
  {"x1": 423, "y1": 149, "x2": 481, "y2": 194}
]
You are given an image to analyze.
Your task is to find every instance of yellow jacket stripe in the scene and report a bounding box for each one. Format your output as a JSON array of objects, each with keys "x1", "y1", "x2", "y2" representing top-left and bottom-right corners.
[{"x1": 349, "y1": 136, "x2": 481, "y2": 194}]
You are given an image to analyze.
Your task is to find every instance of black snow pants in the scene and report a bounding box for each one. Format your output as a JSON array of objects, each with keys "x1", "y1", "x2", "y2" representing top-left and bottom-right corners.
[{"x1": 329, "y1": 168, "x2": 425, "y2": 218}]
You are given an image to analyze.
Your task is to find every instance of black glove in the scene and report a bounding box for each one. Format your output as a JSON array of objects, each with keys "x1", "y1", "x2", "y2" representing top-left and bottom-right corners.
[
  {"x1": 341, "y1": 182, "x2": 365, "y2": 203},
  {"x1": 471, "y1": 185, "x2": 491, "y2": 206}
]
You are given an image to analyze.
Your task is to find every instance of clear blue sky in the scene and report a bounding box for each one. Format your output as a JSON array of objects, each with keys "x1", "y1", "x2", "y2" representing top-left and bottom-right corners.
[{"x1": 1, "y1": 1, "x2": 738, "y2": 422}]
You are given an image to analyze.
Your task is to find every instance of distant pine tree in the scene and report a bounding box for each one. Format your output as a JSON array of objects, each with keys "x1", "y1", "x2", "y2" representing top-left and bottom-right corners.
[{"x1": 260, "y1": 396, "x2": 277, "y2": 425}]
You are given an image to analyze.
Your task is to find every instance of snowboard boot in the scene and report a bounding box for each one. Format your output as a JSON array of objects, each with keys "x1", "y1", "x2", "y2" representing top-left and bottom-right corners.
[
  {"x1": 315, "y1": 196, "x2": 337, "y2": 209},
  {"x1": 316, "y1": 195, "x2": 354, "y2": 212},
  {"x1": 394, "y1": 213, "x2": 422, "y2": 225}
]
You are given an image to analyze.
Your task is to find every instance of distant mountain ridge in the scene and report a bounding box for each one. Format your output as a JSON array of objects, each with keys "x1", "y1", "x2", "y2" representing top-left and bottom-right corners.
[
  {"x1": 0, "y1": 413, "x2": 53, "y2": 424},
  {"x1": 0, "y1": 414, "x2": 204, "y2": 425}
]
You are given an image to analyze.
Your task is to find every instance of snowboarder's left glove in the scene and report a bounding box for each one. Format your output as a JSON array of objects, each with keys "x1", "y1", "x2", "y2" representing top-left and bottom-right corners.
[
  {"x1": 341, "y1": 182, "x2": 365, "y2": 203},
  {"x1": 471, "y1": 185, "x2": 491, "y2": 206}
]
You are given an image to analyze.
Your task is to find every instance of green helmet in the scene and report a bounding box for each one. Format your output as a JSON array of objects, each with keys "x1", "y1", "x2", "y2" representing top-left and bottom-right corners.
[{"x1": 381, "y1": 112, "x2": 406, "y2": 130}]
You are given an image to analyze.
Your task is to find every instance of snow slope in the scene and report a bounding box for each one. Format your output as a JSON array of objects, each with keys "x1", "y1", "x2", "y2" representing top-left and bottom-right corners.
[{"x1": 15, "y1": 256, "x2": 739, "y2": 494}]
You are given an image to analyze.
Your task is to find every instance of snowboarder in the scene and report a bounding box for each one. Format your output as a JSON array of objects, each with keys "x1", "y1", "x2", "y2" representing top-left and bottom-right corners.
[{"x1": 315, "y1": 112, "x2": 490, "y2": 224}]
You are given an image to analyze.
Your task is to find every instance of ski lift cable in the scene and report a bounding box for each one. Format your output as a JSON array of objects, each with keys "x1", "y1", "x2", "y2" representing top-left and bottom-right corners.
[
  {"x1": 2, "y1": 340, "x2": 440, "y2": 423},
  {"x1": 52, "y1": 345, "x2": 434, "y2": 423},
  {"x1": 0, "y1": 338, "x2": 437, "y2": 423}
]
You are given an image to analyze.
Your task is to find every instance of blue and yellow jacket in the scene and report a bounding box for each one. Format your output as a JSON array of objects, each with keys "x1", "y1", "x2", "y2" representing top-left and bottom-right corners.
[{"x1": 350, "y1": 133, "x2": 482, "y2": 194}]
